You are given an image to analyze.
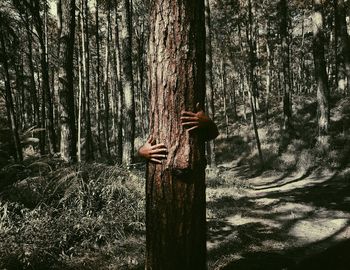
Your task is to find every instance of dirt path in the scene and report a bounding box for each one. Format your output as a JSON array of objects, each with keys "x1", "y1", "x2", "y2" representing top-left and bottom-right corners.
[{"x1": 206, "y1": 165, "x2": 350, "y2": 270}]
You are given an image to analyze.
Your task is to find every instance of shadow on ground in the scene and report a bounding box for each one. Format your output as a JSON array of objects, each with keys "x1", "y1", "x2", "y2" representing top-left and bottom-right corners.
[{"x1": 207, "y1": 168, "x2": 350, "y2": 270}]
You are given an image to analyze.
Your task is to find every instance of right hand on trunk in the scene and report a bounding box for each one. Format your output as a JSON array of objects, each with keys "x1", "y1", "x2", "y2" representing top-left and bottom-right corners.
[{"x1": 138, "y1": 137, "x2": 168, "y2": 164}]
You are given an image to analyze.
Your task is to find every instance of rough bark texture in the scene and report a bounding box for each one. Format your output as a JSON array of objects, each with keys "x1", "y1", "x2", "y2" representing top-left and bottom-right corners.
[
  {"x1": 121, "y1": 0, "x2": 135, "y2": 165},
  {"x1": 146, "y1": 0, "x2": 207, "y2": 269},
  {"x1": 312, "y1": 0, "x2": 330, "y2": 139},
  {"x1": 58, "y1": 0, "x2": 77, "y2": 162}
]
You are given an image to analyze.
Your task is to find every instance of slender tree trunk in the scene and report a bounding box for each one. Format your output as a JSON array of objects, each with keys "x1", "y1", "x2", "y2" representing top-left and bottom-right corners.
[
  {"x1": 103, "y1": 2, "x2": 111, "y2": 157},
  {"x1": 335, "y1": 0, "x2": 350, "y2": 94},
  {"x1": 221, "y1": 58, "x2": 229, "y2": 137},
  {"x1": 58, "y1": 0, "x2": 77, "y2": 162},
  {"x1": 312, "y1": 0, "x2": 330, "y2": 142},
  {"x1": 25, "y1": 12, "x2": 40, "y2": 130},
  {"x1": 247, "y1": 0, "x2": 264, "y2": 168},
  {"x1": 279, "y1": 0, "x2": 293, "y2": 131},
  {"x1": 146, "y1": 0, "x2": 207, "y2": 268},
  {"x1": 205, "y1": 0, "x2": 216, "y2": 167},
  {"x1": 82, "y1": 0, "x2": 94, "y2": 160},
  {"x1": 266, "y1": 20, "x2": 271, "y2": 121},
  {"x1": 77, "y1": 37, "x2": 83, "y2": 162},
  {"x1": 121, "y1": 0, "x2": 135, "y2": 165},
  {"x1": 0, "y1": 30, "x2": 23, "y2": 162},
  {"x1": 95, "y1": 0, "x2": 103, "y2": 157},
  {"x1": 114, "y1": 4, "x2": 123, "y2": 164}
]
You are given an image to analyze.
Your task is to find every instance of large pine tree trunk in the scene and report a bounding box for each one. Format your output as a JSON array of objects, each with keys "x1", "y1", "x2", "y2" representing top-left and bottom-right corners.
[
  {"x1": 121, "y1": 0, "x2": 135, "y2": 165},
  {"x1": 312, "y1": 0, "x2": 330, "y2": 141},
  {"x1": 58, "y1": 0, "x2": 77, "y2": 162},
  {"x1": 146, "y1": 0, "x2": 207, "y2": 268}
]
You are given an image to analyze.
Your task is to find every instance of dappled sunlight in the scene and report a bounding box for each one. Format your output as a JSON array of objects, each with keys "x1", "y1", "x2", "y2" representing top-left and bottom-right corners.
[{"x1": 207, "y1": 166, "x2": 350, "y2": 269}]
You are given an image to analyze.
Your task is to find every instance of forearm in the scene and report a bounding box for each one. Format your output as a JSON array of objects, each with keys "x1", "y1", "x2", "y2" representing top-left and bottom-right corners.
[{"x1": 202, "y1": 121, "x2": 219, "y2": 141}]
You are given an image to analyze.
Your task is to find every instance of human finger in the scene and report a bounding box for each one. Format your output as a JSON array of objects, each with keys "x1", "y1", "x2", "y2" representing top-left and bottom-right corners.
[
  {"x1": 150, "y1": 158, "x2": 162, "y2": 164},
  {"x1": 180, "y1": 116, "x2": 198, "y2": 121},
  {"x1": 181, "y1": 111, "x2": 196, "y2": 117},
  {"x1": 150, "y1": 148, "x2": 168, "y2": 154},
  {"x1": 150, "y1": 154, "x2": 167, "y2": 159},
  {"x1": 147, "y1": 136, "x2": 153, "y2": 144},
  {"x1": 151, "y1": 143, "x2": 167, "y2": 149},
  {"x1": 187, "y1": 125, "x2": 199, "y2": 132},
  {"x1": 182, "y1": 121, "x2": 199, "y2": 127}
]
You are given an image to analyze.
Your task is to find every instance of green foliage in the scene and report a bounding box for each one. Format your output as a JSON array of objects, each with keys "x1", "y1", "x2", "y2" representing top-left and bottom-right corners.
[{"x1": 0, "y1": 162, "x2": 145, "y2": 269}]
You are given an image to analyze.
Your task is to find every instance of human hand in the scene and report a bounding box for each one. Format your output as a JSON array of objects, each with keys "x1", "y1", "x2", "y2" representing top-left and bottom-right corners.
[
  {"x1": 138, "y1": 137, "x2": 168, "y2": 164},
  {"x1": 181, "y1": 103, "x2": 212, "y2": 132}
]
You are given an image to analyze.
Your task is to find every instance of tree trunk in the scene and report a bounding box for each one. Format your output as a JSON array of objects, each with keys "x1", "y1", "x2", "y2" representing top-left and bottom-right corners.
[
  {"x1": 121, "y1": 0, "x2": 135, "y2": 165},
  {"x1": 205, "y1": 0, "x2": 216, "y2": 167},
  {"x1": 82, "y1": 0, "x2": 94, "y2": 160},
  {"x1": 25, "y1": 11, "x2": 40, "y2": 129},
  {"x1": 279, "y1": 0, "x2": 293, "y2": 131},
  {"x1": 58, "y1": 0, "x2": 77, "y2": 162},
  {"x1": 335, "y1": 0, "x2": 350, "y2": 94},
  {"x1": 313, "y1": 0, "x2": 330, "y2": 142},
  {"x1": 77, "y1": 19, "x2": 83, "y2": 163},
  {"x1": 247, "y1": 0, "x2": 264, "y2": 168},
  {"x1": 114, "y1": 4, "x2": 123, "y2": 164},
  {"x1": 265, "y1": 20, "x2": 271, "y2": 121},
  {"x1": 146, "y1": 0, "x2": 207, "y2": 269},
  {"x1": 221, "y1": 58, "x2": 229, "y2": 137},
  {"x1": 0, "y1": 29, "x2": 23, "y2": 163},
  {"x1": 30, "y1": 1, "x2": 57, "y2": 154},
  {"x1": 103, "y1": 2, "x2": 111, "y2": 158},
  {"x1": 95, "y1": 0, "x2": 103, "y2": 157}
]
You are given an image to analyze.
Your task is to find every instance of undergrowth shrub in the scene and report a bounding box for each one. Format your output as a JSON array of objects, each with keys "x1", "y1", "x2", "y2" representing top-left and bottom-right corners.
[{"x1": 0, "y1": 162, "x2": 145, "y2": 269}]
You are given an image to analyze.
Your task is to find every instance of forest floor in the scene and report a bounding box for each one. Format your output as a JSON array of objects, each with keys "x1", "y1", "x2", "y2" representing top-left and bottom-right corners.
[
  {"x1": 206, "y1": 164, "x2": 350, "y2": 270},
  {"x1": 1, "y1": 96, "x2": 350, "y2": 269}
]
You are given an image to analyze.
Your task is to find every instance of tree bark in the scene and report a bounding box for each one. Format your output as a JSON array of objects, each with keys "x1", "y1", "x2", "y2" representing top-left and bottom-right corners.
[
  {"x1": 58, "y1": 0, "x2": 77, "y2": 162},
  {"x1": 312, "y1": 0, "x2": 330, "y2": 141},
  {"x1": 82, "y1": 0, "x2": 94, "y2": 160},
  {"x1": 121, "y1": 0, "x2": 135, "y2": 165},
  {"x1": 247, "y1": 0, "x2": 264, "y2": 168},
  {"x1": 279, "y1": 0, "x2": 293, "y2": 131},
  {"x1": 103, "y1": 2, "x2": 111, "y2": 158},
  {"x1": 114, "y1": 4, "x2": 123, "y2": 164},
  {"x1": 95, "y1": 0, "x2": 103, "y2": 157},
  {"x1": 146, "y1": 0, "x2": 207, "y2": 269}
]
